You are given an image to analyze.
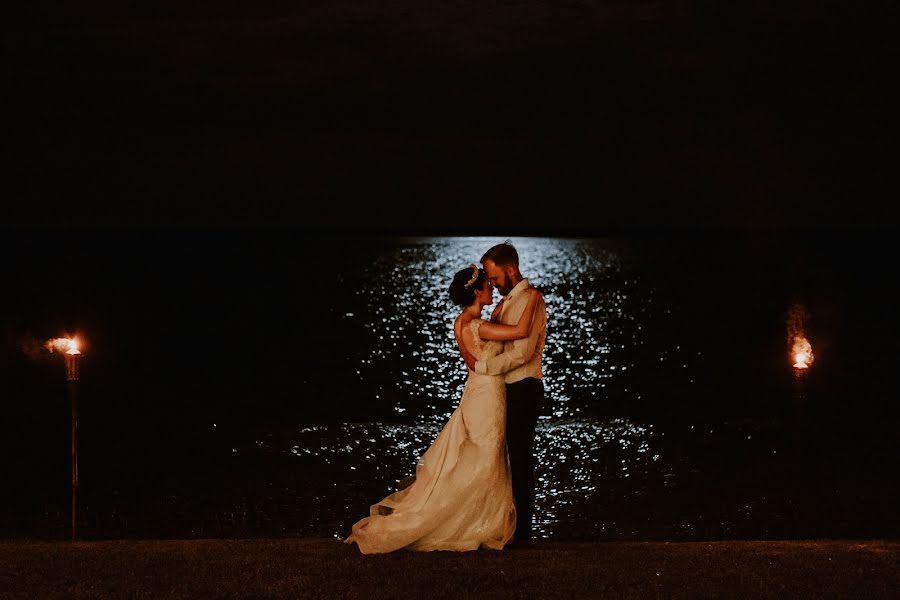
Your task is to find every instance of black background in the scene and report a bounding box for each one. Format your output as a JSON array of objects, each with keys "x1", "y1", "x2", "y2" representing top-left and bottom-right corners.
[{"x1": 3, "y1": 0, "x2": 898, "y2": 232}]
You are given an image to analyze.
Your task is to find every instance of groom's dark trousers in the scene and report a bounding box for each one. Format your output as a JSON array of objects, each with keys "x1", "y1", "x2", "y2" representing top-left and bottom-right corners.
[{"x1": 505, "y1": 377, "x2": 543, "y2": 540}]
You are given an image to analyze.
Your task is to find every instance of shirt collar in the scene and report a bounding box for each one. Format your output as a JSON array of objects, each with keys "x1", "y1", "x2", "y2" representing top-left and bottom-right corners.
[{"x1": 506, "y1": 278, "x2": 530, "y2": 300}]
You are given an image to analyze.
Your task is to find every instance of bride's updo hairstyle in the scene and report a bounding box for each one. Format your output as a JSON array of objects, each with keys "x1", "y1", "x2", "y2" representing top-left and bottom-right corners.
[{"x1": 449, "y1": 264, "x2": 486, "y2": 307}]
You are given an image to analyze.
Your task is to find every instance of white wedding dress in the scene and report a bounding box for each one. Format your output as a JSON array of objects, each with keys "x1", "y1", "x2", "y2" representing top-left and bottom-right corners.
[{"x1": 344, "y1": 319, "x2": 516, "y2": 553}]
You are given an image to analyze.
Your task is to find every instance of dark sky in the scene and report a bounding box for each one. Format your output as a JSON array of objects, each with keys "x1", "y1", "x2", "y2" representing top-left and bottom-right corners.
[{"x1": 3, "y1": 1, "x2": 898, "y2": 233}]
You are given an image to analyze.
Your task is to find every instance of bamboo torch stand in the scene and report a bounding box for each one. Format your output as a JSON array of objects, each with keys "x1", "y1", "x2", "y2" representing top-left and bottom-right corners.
[{"x1": 65, "y1": 353, "x2": 80, "y2": 541}]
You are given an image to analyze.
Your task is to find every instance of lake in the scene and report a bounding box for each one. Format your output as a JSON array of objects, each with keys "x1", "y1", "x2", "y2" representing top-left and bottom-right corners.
[{"x1": 2, "y1": 232, "x2": 897, "y2": 540}]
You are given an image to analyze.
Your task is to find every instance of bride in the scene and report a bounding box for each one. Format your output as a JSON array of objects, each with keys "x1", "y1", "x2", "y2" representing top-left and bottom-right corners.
[{"x1": 344, "y1": 264, "x2": 540, "y2": 553}]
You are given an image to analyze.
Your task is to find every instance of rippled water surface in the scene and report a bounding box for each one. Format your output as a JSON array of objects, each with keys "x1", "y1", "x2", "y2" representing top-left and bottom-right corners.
[
  {"x1": 341, "y1": 237, "x2": 661, "y2": 422},
  {"x1": 3, "y1": 234, "x2": 898, "y2": 540}
]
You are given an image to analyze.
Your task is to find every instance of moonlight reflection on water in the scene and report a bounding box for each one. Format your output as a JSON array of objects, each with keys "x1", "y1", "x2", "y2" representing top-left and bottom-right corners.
[
  {"x1": 6, "y1": 234, "x2": 898, "y2": 541},
  {"x1": 277, "y1": 418, "x2": 666, "y2": 539},
  {"x1": 260, "y1": 238, "x2": 691, "y2": 538},
  {"x1": 342, "y1": 237, "x2": 660, "y2": 423}
]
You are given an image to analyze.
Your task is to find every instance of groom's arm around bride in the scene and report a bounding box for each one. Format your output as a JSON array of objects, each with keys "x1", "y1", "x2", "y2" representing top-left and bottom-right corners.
[{"x1": 474, "y1": 286, "x2": 546, "y2": 379}]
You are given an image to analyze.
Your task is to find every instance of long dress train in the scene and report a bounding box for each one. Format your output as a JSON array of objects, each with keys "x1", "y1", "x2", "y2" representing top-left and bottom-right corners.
[{"x1": 344, "y1": 319, "x2": 516, "y2": 553}]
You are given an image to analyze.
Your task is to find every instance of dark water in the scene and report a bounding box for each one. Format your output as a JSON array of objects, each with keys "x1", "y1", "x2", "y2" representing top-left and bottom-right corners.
[{"x1": 2, "y1": 232, "x2": 898, "y2": 540}]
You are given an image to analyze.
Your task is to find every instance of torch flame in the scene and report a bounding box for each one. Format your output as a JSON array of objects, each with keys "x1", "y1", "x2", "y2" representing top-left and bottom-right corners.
[
  {"x1": 791, "y1": 335, "x2": 812, "y2": 369},
  {"x1": 46, "y1": 337, "x2": 82, "y2": 356}
]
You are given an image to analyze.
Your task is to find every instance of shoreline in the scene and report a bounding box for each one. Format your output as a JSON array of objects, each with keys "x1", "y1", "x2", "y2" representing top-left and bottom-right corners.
[{"x1": 3, "y1": 538, "x2": 898, "y2": 598}]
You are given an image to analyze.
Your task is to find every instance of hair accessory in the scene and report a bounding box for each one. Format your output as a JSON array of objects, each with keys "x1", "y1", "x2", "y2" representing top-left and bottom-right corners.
[{"x1": 463, "y1": 264, "x2": 480, "y2": 289}]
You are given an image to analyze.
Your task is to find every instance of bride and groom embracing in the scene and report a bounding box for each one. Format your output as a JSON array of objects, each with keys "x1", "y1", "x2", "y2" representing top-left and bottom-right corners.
[{"x1": 345, "y1": 241, "x2": 548, "y2": 553}]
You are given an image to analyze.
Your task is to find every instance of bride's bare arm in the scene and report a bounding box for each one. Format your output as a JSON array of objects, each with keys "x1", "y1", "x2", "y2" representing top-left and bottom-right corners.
[{"x1": 477, "y1": 289, "x2": 540, "y2": 342}]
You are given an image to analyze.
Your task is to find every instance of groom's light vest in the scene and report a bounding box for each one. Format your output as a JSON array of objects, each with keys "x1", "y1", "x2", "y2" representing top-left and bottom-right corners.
[{"x1": 474, "y1": 278, "x2": 547, "y2": 384}]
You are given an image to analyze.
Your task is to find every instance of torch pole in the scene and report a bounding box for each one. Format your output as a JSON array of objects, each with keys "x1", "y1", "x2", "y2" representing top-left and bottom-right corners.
[
  {"x1": 792, "y1": 367, "x2": 807, "y2": 402},
  {"x1": 790, "y1": 366, "x2": 809, "y2": 437},
  {"x1": 66, "y1": 353, "x2": 80, "y2": 541}
]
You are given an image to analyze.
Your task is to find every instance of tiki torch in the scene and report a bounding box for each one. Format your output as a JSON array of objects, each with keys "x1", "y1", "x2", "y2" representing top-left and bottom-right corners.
[
  {"x1": 47, "y1": 336, "x2": 82, "y2": 540},
  {"x1": 790, "y1": 334, "x2": 813, "y2": 401}
]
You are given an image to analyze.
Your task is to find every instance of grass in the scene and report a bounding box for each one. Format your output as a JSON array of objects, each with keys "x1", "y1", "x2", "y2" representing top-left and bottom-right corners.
[{"x1": 2, "y1": 538, "x2": 898, "y2": 599}]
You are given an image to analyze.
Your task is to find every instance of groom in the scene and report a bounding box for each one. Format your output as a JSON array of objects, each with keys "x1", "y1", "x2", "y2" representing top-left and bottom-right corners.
[{"x1": 467, "y1": 241, "x2": 547, "y2": 542}]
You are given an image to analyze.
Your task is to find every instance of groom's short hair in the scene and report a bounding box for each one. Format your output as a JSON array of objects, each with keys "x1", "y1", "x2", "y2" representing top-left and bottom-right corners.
[{"x1": 481, "y1": 241, "x2": 519, "y2": 267}]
